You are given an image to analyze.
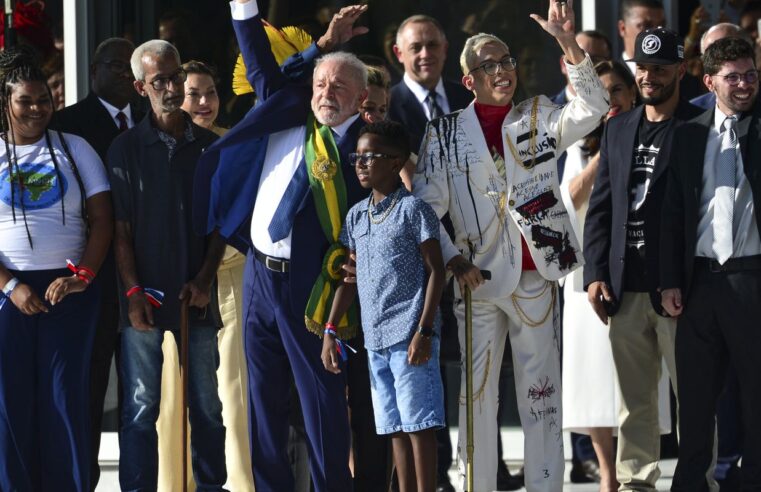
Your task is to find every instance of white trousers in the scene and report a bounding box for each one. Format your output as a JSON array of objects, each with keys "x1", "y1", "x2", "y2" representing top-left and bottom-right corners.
[{"x1": 456, "y1": 271, "x2": 563, "y2": 492}]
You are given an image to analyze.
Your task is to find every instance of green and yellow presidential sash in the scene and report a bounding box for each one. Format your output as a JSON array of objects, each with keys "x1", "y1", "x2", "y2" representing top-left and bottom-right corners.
[{"x1": 303, "y1": 113, "x2": 358, "y2": 339}]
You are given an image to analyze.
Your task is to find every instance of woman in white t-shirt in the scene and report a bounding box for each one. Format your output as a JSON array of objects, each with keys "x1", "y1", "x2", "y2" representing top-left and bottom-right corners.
[{"x1": 0, "y1": 48, "x2": 113, "y2": 491}]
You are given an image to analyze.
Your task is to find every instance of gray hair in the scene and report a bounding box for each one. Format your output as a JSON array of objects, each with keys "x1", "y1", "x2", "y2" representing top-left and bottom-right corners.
[
  {"x1": 314, "y1": 51, "x2": 368, "y2": 90},
  {"x1": 460, "y1": 33, "x2": 510, "y2": 75},
  {"x1": 93, "y1": 37, "x2": 135, "y2": 63},
  {"x1": 130, "y1": 39, "x2": 180, "y2": 81},
  {"x1": 395, "y1": 15, "x2": 446, "y2": 48}
]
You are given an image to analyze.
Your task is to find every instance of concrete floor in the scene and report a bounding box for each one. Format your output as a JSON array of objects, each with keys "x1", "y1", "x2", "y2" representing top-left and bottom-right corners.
[{"x1": 93, "y1": 428, "x2": 678, "y2": 491}]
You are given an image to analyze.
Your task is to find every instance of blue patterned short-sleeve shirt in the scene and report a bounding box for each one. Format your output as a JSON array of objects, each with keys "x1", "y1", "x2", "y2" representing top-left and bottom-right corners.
[{"x1": 340, "y1": 187, "x2": 440, "y2": 351}]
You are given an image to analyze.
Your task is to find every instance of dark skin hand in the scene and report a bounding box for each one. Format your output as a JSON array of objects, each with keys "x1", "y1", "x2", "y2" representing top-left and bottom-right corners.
[
  {"x1": 407, "y1": 238, "x2": 445, "y2": 366},
  {"x1": 587, "y1": 280, "x2": 615, "y2": 324}
]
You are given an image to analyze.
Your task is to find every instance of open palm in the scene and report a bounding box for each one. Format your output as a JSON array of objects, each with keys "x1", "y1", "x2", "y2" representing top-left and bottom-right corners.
[{"x1": 530, "y1": 0, "x2": 576, "y2": 40}]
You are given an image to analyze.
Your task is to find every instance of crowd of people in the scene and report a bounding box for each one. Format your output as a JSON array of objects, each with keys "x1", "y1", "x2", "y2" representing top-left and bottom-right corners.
[{"x1": 1, "y1": 0, "x2": 761, "y2": 491}]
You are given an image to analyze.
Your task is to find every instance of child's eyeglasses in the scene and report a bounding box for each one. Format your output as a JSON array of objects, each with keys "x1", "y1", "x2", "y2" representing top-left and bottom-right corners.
[{"x1": 349, "y1": 152, "x2": 401, "y2": 167}]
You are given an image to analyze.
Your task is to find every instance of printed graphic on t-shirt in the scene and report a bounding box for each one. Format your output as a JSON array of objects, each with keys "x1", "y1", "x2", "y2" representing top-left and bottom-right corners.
[
  {"x1": 626, "y1": 143, "x2": 658, "y2": 249},
  {"x1": 0, "y1": 161, "x2": 67, "y2": 210}
]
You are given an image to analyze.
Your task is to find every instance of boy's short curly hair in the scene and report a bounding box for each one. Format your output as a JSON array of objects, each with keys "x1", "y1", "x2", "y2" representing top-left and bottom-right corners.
[{"x1": 359, "y1": 121, "x2": 411, "y2": 159}]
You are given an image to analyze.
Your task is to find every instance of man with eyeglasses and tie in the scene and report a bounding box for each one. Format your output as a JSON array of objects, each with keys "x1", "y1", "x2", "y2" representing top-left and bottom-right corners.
[
  {"x1": 412, "y1": 1, "x2": 608, "y2": 490},
  {"x1": 108, "y1": 40, "x2": 228, "y2": 490},
  {"x1": 661, "y1": 36, "x2": 761, "y2": 491},
  {"x1": 52, "y1": 37, "x2": 146, "y2": 491}
]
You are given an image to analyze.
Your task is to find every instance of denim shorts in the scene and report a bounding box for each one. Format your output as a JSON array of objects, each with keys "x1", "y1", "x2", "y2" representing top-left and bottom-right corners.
[{"x1": 367, "y1": 335, "x2": 445, "y2": 435}]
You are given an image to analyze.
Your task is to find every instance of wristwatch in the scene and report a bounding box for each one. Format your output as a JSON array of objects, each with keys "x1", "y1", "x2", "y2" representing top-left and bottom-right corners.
[{"x1": 417, "y1": 325, "x2": 434, "y2": 338}]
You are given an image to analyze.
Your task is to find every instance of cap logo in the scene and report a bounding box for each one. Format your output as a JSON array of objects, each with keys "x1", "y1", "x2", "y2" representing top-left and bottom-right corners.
[{"x1": 641, "y1": 34, "x2": 661, "y2": 55}]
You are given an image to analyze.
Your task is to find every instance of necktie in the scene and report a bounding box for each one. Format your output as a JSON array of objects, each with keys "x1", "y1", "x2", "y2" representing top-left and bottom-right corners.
[
  {"x1": 713, "y1": 115, "x2": 737, "y2": 264},
  {"x1": 116, "y1": 111, "x2": 129, "y2": 132},
  {"x1": 425, "y1": 90, "x2": 443, "y2": 120},
  {"x1": 268, "y1": 129, "x2": 340, "y2": 243}
]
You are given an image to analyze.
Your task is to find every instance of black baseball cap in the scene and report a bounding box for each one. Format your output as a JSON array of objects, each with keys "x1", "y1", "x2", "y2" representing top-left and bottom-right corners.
[{"x1": 625, "y1": 28, "x2": 684, "y2": 65}]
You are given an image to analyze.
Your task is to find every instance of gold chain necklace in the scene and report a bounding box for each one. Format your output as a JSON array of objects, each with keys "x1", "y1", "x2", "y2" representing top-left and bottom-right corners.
[{"x1": 367, "y1": 189, "x2": 400, "y2": 225}]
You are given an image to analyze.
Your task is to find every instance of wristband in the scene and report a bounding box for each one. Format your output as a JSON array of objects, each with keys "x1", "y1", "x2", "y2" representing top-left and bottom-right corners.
[
  {"x1": 67, "y1": 259, "x2": 96, "y2": 285},
  {"x1": 126, "y1": 285, "x2": 143, "y2": 298},
  {"x1": 2, "y1": 277, "x2": 19, "y2": 297},
  {"x1": 417, "y1": 325, "x2": 434, "y2": 338},
  {"x1": 76, "y1": 273, "x2": 92, "y2": 285},
  {"x1": 323, "y1": 325, "x2": 356, "y2": 361}
]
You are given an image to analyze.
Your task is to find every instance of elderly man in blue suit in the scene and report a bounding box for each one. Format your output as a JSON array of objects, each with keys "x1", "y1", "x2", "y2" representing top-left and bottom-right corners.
[{"x1": 193, "y1": 1, "x2": 370, "y2": 490}]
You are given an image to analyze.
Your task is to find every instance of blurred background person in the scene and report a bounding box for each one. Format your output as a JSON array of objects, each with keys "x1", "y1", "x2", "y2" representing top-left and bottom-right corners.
[
  {"x1": 42, "y1": 51, "x2": 64, "y2": 110},
  {"x1": 561, "y1": 60, "x2": 638, "y2": 492},
  {"x1": 359, "y1": 65, "x2": 389, "y2": 124}
]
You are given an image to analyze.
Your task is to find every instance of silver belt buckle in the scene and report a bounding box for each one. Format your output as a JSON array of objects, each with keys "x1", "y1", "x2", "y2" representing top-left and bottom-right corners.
[{"x1": 265, "y1": 256, "x2": 281, "y2": 272}]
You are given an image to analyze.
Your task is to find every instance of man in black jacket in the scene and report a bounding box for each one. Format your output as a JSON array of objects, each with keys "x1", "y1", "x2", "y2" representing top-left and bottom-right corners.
[
  {"x1": 53, "y1": 37, "x2": 144, "y2": 491},
  {"x1": 661, "y1": 37, "x2": 761, "y2": 492},
  {"x1": 583, "y1": 28, "x2": 704, "y2": 492}
]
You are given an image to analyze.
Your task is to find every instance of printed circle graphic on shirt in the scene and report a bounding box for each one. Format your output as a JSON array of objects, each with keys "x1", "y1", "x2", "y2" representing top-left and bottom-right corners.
[
  {"x1": 641, "y1": 35, "x2": 661, "y2": 55},
  {"x1": 0, "y1": 161, "x2": 67, "y2": 210}
]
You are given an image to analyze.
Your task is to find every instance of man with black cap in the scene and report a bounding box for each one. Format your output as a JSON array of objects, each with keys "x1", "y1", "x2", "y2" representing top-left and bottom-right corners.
[{"x1": 583, "y1": 28, "x2": 704, "y2": 492}]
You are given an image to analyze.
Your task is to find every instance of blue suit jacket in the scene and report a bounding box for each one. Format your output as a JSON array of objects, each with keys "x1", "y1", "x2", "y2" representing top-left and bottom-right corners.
[{"x1": 193, "y1": 12, "x2": 366, "y2": 318}]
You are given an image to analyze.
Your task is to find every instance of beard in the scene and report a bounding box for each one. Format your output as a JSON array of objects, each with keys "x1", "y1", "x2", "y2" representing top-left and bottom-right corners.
[
  {"x1": 638, "y1": 77, "x2": 678, "y2": 106},
  {"x1": 312, "y1": 97, "x2": 354, "y2": 127}
]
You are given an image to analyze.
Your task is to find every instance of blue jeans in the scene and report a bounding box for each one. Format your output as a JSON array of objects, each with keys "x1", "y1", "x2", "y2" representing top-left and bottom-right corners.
[{"x1": 119, "y1": 325, "x2": 227, "y2": 491}]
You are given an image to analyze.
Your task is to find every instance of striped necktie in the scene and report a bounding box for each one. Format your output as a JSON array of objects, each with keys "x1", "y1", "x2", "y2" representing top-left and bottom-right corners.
[
  {"x1": 425, "y1": 90, "x2": 443, "y2": 120},
  {"x1": 713, "y1": 115, "x2": 737, "y2": 264}
]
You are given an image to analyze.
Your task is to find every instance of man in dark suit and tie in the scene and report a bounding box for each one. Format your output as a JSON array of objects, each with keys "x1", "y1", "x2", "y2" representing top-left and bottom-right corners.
[
  {"x1": 584, "y1": 28, "x2": 704, "y2": 492},
  {"x1": 661, "y1": 37, "x2": 761, "y2": 492},
  {"x1": 52, "y1": 37, "x2": 144, "y2": 492},
  {"x1": 194, "y1": 1, "x2": 370, "y2": 490},
  {"x1": 388, "y1": 15, "x2": 472, "y2": 151}
]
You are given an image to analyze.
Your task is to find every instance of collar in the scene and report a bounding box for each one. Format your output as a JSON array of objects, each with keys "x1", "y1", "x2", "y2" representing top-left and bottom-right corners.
[
  {"x1": 403, "y1": 73, "x2": 446, "y2": 105},
  {"x1": 97, "y1": 96, "x2": 132, "y2": 125},
  {"x1": 358, "y1": 186, "x2": 409, "y2": 212},
  {"x1": 713, "y1": 105, "x2": 738, "y2": 131},
  {"x1": 329, "y1": 113, "x2": 360, "y2": 139},
  {"x1": 137, "y1": 110, "x2": 196, "y2": 144}
]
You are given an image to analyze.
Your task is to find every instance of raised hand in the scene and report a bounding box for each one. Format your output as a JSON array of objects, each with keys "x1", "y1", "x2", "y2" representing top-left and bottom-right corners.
[
  {"x1": 530, "y1": 0, "x2": 576, "y2": 41},
  {"x1": 317, "y1": 5, "x2": 370, "y2": 52}
]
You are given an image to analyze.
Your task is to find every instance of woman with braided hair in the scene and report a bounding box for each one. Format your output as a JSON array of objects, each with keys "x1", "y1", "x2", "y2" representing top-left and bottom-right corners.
[{"x1": 0, "y1": 47, "x2": 113, "y2": 490}]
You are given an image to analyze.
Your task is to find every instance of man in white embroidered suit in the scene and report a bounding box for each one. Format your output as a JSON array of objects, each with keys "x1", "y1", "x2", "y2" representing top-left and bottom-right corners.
[{"x1": 413, "y1": 1, "x2": 609, "y2": 490}]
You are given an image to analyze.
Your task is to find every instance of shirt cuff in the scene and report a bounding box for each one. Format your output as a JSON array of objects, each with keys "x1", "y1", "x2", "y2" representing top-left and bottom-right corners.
[{"x1": 229, "y1": 0, "x2": 259, "y2": 20}]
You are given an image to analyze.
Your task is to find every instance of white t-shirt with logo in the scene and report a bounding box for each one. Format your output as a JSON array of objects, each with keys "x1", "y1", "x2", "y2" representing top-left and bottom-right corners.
[{"x1": 0, "y1": 132, "x2": 110, "y2": 270}]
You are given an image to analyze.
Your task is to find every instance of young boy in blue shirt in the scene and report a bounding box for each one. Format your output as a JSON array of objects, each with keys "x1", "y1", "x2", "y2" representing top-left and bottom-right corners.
[{"x1": 321, "y1": 121, "x2": 446, "y2": 492}]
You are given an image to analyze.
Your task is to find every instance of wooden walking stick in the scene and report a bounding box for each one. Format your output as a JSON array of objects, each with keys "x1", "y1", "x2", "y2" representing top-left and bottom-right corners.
[
  {"x1": 179, "y1": 297, "x2": 190, "y2": 492},
  {"x1": 464, "y1": 283, "x2": 475, "y2": 492},
  {"x1": 464, "y1": 270, "x2": 489, "y2": 492}
]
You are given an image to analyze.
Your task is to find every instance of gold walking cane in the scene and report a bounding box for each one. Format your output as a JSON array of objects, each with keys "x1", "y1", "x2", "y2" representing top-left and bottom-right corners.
[
  {"x1": 464, "y1": 270, "x2": 490, "y2": 492},
  {"x1": 179, "y1": 298, "x2": 190, "y2": 492}
]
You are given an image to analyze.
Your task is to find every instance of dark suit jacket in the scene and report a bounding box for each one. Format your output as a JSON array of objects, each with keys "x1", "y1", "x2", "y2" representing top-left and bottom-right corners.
[
  {"x1": 53, "y1": 92, "x2": 145, "y2": 163},
  {"x1": 193, "y1": 10, "x2": 365, "y2": 319},
  {"x1": 387, "y1": 79, "x2": 472, "y2": 152},
  {"x1": 584, "y1": 100, "x2": 704, "y2": 315},
  {"x1": 660, "y1": 102, "x2": 761, "y2": 298}
]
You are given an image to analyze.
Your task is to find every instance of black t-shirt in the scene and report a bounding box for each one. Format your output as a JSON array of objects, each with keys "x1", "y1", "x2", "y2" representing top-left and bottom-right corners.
[{"x1": 623, "y1": 117, "x2": 670, "y2": 292}]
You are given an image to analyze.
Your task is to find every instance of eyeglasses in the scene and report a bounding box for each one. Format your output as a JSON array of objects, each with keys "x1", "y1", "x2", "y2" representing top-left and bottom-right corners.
[
  {"x1": 714, "y1": 70, "x2": 759, "y2": 86},
  {"x1": 97, "y1": 60, "x2": 131, "y2": 75},
  {"x1": 145, "y1": 69, "x2": 187, "y2": 91},
  {"x1": 468, "y1": 56, "x2": 518, "y2": 76},
  {"x1": 348, "y1": 152, "x2": 400, "y2": 167}
]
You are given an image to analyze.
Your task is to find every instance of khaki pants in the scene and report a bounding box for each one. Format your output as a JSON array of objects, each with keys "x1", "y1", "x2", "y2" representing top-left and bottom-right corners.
[
  {"x1": 156, "y1": 252, "x2": 254, "y2": 491},
  {"x1": 609, "y1": 292, "x2": 677, "y2": 492},
  {"x1": 456, "y1": 272, "x2": 563, "y2": 492}
]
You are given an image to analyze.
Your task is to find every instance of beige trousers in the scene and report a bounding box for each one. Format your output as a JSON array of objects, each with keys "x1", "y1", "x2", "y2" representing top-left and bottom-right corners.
[{"x1": 156, "y1": 251, "x2": 254, "y2": 491}]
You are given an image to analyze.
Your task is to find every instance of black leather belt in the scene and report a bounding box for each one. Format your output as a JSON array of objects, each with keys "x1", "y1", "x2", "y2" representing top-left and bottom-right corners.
[
  {"x1": 695, "y1": 255, "x2": 761, "y2": 273},
  {"x1": 254, "y1": 249, "x2": 290, "y2": 273}
]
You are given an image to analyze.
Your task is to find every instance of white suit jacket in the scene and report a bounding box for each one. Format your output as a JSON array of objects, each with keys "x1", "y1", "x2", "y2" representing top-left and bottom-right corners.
[{"x1": 413, "y1": 54, "x2": 609, "y2": 299}]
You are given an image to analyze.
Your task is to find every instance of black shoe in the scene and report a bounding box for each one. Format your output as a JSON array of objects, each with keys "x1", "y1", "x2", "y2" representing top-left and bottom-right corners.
[
  {"x1": 436, "y1": 474, "x2": 455, "y2": 492},
  {"x1": 569, "y1": 459, "x2": 601, "y2": 483},
  {"x1": 496, "y1": 460, "x2": 524, "y2": 491},
  {"x1": 717, "y1": 464, "x2": 741, "y2": 492}
]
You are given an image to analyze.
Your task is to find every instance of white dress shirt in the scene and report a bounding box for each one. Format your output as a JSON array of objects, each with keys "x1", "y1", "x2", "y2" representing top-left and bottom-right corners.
[
  {"x1": 98, "y1": 97, "x2": 134, "y2": 129},
  {"x1": 230, "y1": 0, "x2": 258, "y2": 20},
  {"x1": 402, "y1": 73, "x2": 451, "y2": 120},
  {"x1": 695, "y1": 107, "x2": 761, "y2": 259},
  {"x1": 250, "y1": 115, "x2": 360, "y2": 259}
]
